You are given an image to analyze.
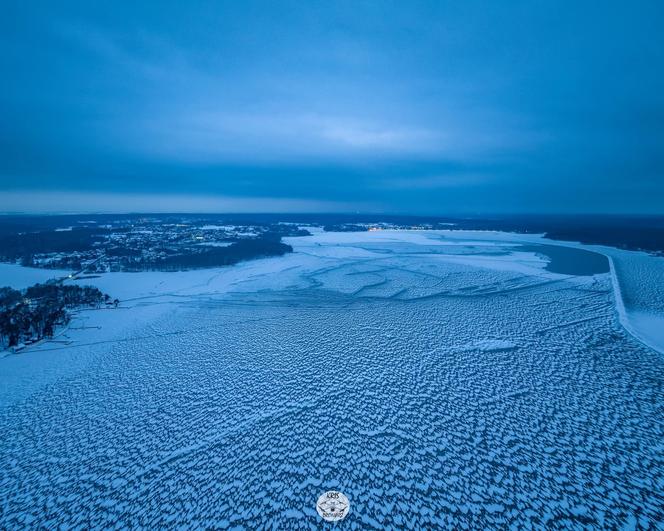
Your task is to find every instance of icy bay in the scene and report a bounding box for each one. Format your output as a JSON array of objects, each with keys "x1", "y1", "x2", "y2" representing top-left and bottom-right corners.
[{"x1": 1, "y1": 230, "x2": 662, "y2": 529}]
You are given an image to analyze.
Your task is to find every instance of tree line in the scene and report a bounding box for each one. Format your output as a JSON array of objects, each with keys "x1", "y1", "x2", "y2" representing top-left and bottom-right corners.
[
  {"x1": 0, "y1": 283, "x2": 113, "y2": 349},
  {"x1": 119, "y1": 238, "x2": 293, "y2": 271}
]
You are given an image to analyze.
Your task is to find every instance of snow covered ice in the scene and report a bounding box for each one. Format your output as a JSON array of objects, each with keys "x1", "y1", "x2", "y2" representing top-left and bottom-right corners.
[{"x1": 1, "y1": 231, "x2": 663, "y2": 529}]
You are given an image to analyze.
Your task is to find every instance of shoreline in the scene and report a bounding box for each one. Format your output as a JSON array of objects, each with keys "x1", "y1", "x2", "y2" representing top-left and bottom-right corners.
[{"x1": 3, "y1": 229, "x2": 664, "y2": 357}]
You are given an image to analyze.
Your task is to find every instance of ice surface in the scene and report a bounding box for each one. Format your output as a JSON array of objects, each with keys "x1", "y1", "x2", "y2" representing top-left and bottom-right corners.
[
  {"x1": 1, "y1": 230, "x2": 663, "y2": 529},
  {"x1": 0, "y1": 263, "x2": 70, "y2": 289}
]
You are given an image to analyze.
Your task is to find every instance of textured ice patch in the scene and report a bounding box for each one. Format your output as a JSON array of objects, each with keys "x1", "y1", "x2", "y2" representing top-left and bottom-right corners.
[
  {"x1": 465, "y1": 339, "x2": 518, "y2": 352},
  {"x1": 1, "y1": 229, "x2": 663, "y2": 529}
]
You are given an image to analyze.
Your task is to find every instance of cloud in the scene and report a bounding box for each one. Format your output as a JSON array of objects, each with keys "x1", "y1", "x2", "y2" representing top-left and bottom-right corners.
[
  {"x1": 2, "y1": 2, "x2": 663, "y2": 214},
  {"x1": 310, "y1": 116, "x2": 441, "y2": 151},
  {"x1": 0, "y1": 191, "x2": 375, "y2": 214},
  {"x1": 383, "y1": 173, "x2": 492, "y2": 189},
  {"x1": 120, "y1": 109, "x2": 449, "y2": 164}
]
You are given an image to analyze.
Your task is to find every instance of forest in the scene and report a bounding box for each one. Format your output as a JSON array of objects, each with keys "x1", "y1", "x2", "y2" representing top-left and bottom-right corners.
[
  {"x1": 119, "y1": 238, "x2": 293, "y2": 271},
  {"x1": 0, "y1": 283, "x2": 112, "y2": 349}
]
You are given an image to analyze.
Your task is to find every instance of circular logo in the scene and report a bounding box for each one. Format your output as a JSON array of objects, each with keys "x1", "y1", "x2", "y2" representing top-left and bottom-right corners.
[{"x1": 316, "y1": 490, "x2": 350, "y2": 522}]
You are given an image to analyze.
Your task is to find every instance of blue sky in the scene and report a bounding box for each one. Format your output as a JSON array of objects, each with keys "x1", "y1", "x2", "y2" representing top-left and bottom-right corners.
[{"x1": 1, "y1": 1, "x2": 663, "y2": 214}]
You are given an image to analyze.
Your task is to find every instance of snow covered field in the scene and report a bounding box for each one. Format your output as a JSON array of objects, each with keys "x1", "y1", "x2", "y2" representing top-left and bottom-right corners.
[{"x1": 1, "y1": 231, "x2": 663, "y2": 528}]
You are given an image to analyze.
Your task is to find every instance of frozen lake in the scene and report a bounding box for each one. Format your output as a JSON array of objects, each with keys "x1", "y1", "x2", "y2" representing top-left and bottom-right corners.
[{"x1": 1, "y1": 231, "x2": 662, "y2": 528}]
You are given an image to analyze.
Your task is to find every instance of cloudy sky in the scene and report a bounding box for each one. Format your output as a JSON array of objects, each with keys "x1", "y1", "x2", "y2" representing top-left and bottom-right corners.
[{"x1": 1, "y1": 1, "x2": 663, "y2": 214}]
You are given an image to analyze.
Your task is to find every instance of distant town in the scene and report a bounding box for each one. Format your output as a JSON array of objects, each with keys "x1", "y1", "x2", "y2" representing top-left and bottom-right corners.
[
  {"x1": 0, "y1": 213, "x2": 663, "y2": 278},
  {"x1": 0, "y1": 215, "x2": 309, "y2": 273}
]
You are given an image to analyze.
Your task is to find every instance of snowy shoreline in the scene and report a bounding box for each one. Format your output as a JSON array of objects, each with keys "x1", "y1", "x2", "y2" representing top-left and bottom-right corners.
[
  {"x1": 2, "y1": 229, "x2": 664, "y2": 356},
  {"x1": 606, "y1": 255, "x2": 664, "y2": 355}
]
